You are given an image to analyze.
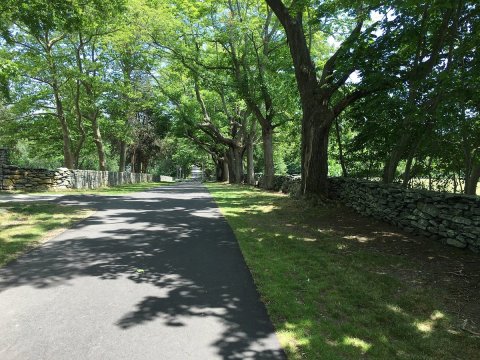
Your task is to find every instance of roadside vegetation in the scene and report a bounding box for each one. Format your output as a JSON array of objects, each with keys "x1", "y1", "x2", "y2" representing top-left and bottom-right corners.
[
  {"x1": 0, "y1": 203, "x2": 93, "y2": 267},
  {"x1": 0, "y1": 181, "x2": 171, "y2": 266},
  {"x1": 207, "y1": 183, "x2": 480, "y2": 359},
  {"x1": 1, "y1": 0, "x2": 478, "y2": 195},
  {"x1": 0, "y1": 182, "x2": 171, "y2": 196}
]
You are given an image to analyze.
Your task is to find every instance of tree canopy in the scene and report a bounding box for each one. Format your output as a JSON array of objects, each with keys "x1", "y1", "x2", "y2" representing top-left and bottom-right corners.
[{"x1": 0, "y1": 0, "x2": 478, "y2": 194}]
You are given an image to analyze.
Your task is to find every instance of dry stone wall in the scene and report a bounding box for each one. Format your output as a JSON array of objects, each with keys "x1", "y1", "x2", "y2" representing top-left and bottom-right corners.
[
  {"x1": 0, "y1": 150, "x2": 169, "y2": 191},
  {"x1": 0, "y1": 166, "x2": 68, "y2": 191},
  {"x1": 257, "y1": 174, "x2": 480, "y2": 253},
  {"x1": 0, "y1": 166, "x2": 157, "y2": 191},
  {"x1": 328, "y1": 178, "x2": 480, "y2": 253},
  {"x1": 70, "y1": 170, "x2": 154, "y2": 189}
]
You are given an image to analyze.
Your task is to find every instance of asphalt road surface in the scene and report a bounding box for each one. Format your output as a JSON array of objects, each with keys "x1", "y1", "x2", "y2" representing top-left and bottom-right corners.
[{"x1": 0, "y1": 183, "x2": 285, "y2": 360}]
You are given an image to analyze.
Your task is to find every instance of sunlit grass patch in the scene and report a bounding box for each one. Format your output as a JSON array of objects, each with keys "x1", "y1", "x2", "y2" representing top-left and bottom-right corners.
[
  {"x1": 0, "y1": 181, "x2": 173, "y2": 196},
  {"x1": 0, "y1": 203, "x2": 93, "y2": 266},
  {"x1": 278, "y1": 322, "x2": 312, "y2": 356},
  {"x1": 341, "y1": 336, "x2": 372, "y2": 353},
  {"x1": 207, "y1": 183, "x2": 480, "y2": 360},
  {"x1": 39, "y1": 181, "x2": 173, "y2": 195}
]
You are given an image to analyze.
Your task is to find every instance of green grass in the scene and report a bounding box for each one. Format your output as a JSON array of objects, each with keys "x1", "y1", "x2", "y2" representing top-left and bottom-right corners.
[
  {"x1": 51, "y1": 181, "x2": 173, "y2": 195},
  {"x1": 0, "y1": 203, "x2": 93, "y2": 267},
  {"x1": 206, "y1": 183, "x2": 480, "y2": 360},
  {"x1": 0, "y1": 181, "x2": 173, "y2": 196}
]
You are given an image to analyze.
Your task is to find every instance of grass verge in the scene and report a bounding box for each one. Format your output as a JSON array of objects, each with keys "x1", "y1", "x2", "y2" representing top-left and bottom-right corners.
[
  {"x1": 0, "y1": 203, "x2": 93, "y2": 267},
  {"x1": 50, "y1": 181, "x2": 173, "y2": 195},
  {"x1": 0, "y1": 181, "x2": 173, "y2": 196},
  {"x1": 206, "y1": 183, "x2": 480, "y2": 360}
]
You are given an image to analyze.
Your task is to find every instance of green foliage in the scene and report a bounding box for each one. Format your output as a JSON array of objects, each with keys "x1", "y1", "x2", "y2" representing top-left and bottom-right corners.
[{"x1": 0, "y1": 0, "x2": 478, "y2": 193}]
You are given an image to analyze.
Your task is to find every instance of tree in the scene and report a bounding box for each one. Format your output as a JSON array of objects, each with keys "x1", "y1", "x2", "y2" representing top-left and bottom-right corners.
[
  {"x1": 265, "y1": 0, "x2": 364, "y2": 196},
  {"x1": 0, "y1": 0, "x2": 125, "y2": 169}
]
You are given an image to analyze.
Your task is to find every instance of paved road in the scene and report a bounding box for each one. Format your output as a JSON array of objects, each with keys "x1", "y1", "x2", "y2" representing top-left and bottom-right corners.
[{"x1": 0, "y1": 183, "x2": 285, "y2": 360}]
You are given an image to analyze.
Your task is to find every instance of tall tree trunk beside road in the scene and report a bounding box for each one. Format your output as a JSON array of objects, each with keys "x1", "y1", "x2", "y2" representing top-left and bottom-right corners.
[{"x1": 266, "y1": 0, "x2": 375, "y2": 197}]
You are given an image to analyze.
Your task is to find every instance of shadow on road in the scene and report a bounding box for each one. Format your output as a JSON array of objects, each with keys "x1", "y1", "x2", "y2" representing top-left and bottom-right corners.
[{"x1": 0, "y1": 184, "x2": 285, "y2": 359}]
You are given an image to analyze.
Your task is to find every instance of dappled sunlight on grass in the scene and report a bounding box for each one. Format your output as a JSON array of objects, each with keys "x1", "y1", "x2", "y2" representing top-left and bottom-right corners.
[
  {"x1": 341, "y1": 336, "x2": 372, "y2": 354},
  {"x1": 0, "y1": 203, "x2": 93, "y2": 266},
  {"x1": 324, "y1": 335, "x2": 373, "y2": 353},
  {"x1": 22, "y1": 182, "x2": 172, "y2": 195},
  {"x1": 207, "y1": 183, "x2": 480, "y2": 360},
  {"x1": 387, "y1": 304, "x2": 405, "y2": 315},
  {"x1": 343, "y1": 234, "x2": 372, "y2": 243},
  {"x1": 415, "y1": 311, "x2": 446, "y2": 334},
  {"x1": 316, "y1": 227, "x2": 335, "y2": 234},
  {"x1": 277, "y1": 321, "x2": 312, "y2": 358},
  {"x1": 286, "y1": 235, "x2": 317, "y2": 242},
  {"x1": 372, "y1": 231, "x2": 399, "y2": 237},
  {"x1": 250, "y1": 204, "x2": 278, "y2": 213}
]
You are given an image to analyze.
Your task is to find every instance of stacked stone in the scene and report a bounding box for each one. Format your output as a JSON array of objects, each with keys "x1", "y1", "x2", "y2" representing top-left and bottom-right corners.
[
  {"x1": 256, "y1": 174, "x2": 301, "y2": 192},
  {"x1": 70, "y1": 170, "x2": 154, "y2": 189},
  {"x1": 0, "y1": 147, "x2": 162, "y2": 192},
  {"x1": 53, "y1": 168, "x2": 74, "y2": 189},
  {"x1": 280, "y1": 176, "x2": 301, "y2": 195},
  {"x1": 328, "y1": 177, "x2": 480, "y2": 253},
  {"x1": 1, "y1": 165, "x2": 59, "y2": 191},
  {"x1": 71, "y1": 170, "x2": 108, "y2": 189}
]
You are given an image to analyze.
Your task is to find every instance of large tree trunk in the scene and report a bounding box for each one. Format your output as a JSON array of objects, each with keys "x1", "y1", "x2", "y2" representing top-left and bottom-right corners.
[
  {"x1": 73, "y1": 80, "x2": 86, "y2": 169},
  {"x1": 246, "y1": 138, "x2": 255, "y2": 186},
  {"x1": 227, "y1": 146, "x2": 244, "y2": 184},
  {"x1": 402, "y1": 132, "x2": 424, "y2": 188},
  {"x1": 78, "y1": 39, "x2": 107, "y2": 172},
  {"x1": 265, "y1": 1, "x2": 337, "y2": 197},
  {"x1": 215, "y1": 158, "x2": 224, "y2": 182},
  {"x1": 90, "y1": 111, "x2": 107, "y2": 171},
  {"x1": 53, "y1": 83, "x2": 74, "y2": 169},
  {"x1": 131, "y1": 148, "x2": 136, "y2": 173},
  {"x1": 465, "y1": 162, "x2": 480, "y2": 195},
  {"x1": 383, "y1": 132, "x2": 411, "y2": 183},
  {"x1": 46, "y1": 41, "x2": 74, "y2": 169},
  {"x1": 301, "y1": 105, "x2": 332, "y2": 196},
  {"x1": 402, "y1": 155, "x2": 415, "y2": 188},
  {"x1": 262, "y1": 126, "x2": 274, "y2": 189},
  {"x1": 119, "y1": 141, "x2": 127, "y2": 172},
  {"x1": 214, "y1": 155, "x2": 229, "y2": 182},
  {"x1": 222, "y1": 156, "x2": 230, "y2": 182}
]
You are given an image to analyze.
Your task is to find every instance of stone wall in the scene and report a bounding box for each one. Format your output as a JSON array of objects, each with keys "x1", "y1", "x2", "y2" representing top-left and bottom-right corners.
[
  {"x1": 70, "y1": 170, "x2": 153, "y2": 189},
  {"x1": 0, "y1": 161, "x2": 173, "y2": 191},
  {"x1": 328, "y1": 178, "x2": 480, "y2": 253},
  {"x1": 256, "y1": 175, "x2": 480, "y2": 253},
  {"x1": 0, "y1": 165, "x2": 70, "y2": 191},
  {"x1": 256, "y1": 174, "x2": 301, "y2": 193}
]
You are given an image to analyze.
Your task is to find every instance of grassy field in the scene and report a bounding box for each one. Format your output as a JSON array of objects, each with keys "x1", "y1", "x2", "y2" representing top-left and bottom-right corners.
[
  {"x1": 0, "y1": 181, "x2": 172, "y2": 196},
  {"x1": 0, "y1": 203, "x2": 93, "y2": 267},
  {"x1": 206, "y1": 183, "x2": 480, "y2": 360}
]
